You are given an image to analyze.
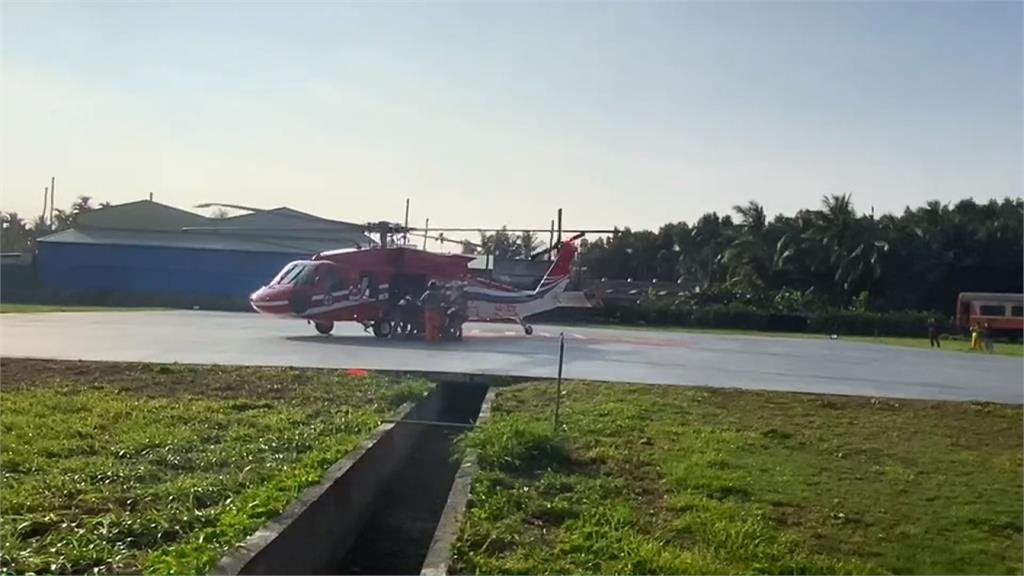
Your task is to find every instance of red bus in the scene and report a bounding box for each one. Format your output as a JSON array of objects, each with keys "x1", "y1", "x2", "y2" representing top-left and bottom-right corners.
[{"x1": 955, "y1": 292, "x2": 1024, "y2": 336}]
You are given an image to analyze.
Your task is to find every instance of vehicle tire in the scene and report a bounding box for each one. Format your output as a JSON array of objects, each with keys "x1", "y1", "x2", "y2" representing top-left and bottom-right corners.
[
  {"x1": 524, "y1": 325, "x2": 534, "y2": 335},
  {"x1": 314, "y1": 321, "x2": 334, "y2": 335},
  {"x1": 372, "y1": 320, "x2": 393, "y2": 339}
]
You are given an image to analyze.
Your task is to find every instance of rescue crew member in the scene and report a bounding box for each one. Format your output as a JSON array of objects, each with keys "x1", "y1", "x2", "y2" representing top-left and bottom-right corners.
[
  {"x1": 446, "y1": 282, "x2": 468, "y2": 339},
  {"x1": 396, "y1": 295, "x2": 421, "y2": 336},
  {"x1": 970, "y1": 322, "x2": 981, "y2": 351},
  {"x1": 419, "y1": 281, "x2": 445, "y2": 342}
]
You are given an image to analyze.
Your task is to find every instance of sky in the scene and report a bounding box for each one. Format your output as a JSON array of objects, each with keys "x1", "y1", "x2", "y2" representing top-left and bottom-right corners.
[{"x1": 1, "y1": 1, "x2": 1021, "y2": 238}]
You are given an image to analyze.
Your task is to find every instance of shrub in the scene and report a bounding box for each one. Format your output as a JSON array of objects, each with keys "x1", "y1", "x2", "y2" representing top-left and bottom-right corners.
[
  {"x1": 621, "y1": 300, "x2": 945, "y2": 337},
  {"x1": 808, "y1": 310, "x2": 941, "y2": 337}
]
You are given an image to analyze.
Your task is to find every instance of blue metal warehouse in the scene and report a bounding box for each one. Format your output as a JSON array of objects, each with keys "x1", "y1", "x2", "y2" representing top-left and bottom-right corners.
[{"x1": 35, "y1": 201, "x2": 369, "y2": 307}]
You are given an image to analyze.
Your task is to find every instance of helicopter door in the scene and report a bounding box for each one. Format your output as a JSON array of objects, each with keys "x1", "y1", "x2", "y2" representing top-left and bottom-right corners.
[
  {"x1": 358, "y1": 272, "x2": 375, "y2": 300},
  {"x1": 310, "y1": 265, "x2": 341, "y2": 306}
]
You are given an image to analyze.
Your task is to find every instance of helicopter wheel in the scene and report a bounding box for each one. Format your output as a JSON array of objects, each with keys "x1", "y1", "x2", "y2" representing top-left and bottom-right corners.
[
  {"x1": 314, "y1": 321, "x2": 334, "y2": 335},
  {"x1": 524, "y1": 325, "x2": 533, "y2": 336},
  {"x1": 372, "y1": 320, "x2": 393, "y2": 339}
]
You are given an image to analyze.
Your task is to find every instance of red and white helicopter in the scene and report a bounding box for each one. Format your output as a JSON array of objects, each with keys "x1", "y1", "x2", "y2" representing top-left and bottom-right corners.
[
  {"x1": 186, "y1": 203, "x2": 608, "y2": 339},
  {"x1": 248, "y1": 233, "x2": 582, "y2": 337}
]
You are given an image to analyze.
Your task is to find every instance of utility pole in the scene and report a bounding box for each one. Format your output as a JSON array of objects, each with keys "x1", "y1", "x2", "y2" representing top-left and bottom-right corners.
[
  {"x1": 49, "y1": 177, "x2": 55, "y2": 225},
  {"x1": 422, "y1": 218, "x2": 429, "y2": 250},
  {"x1": 42, "y1": 187, "x2": 48, "y2": 227},
  {"x1": 556, "y1": 208, "x2": 562, "y2": 241},
  {"x1": 149, "y1": 192, "x2": 153, "y2": 201}
]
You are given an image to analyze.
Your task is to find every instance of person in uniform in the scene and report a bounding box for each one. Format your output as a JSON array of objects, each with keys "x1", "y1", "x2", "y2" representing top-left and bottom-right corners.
[
  {"x1": 396, "y1": 295, "x2": 421, "y2": 336},
  {"x1": 445, "y1": 282, "x2": 468, "y2": 340},
  {"x1": 419, "y1": 281, "x2": 445, "y2": 342}
]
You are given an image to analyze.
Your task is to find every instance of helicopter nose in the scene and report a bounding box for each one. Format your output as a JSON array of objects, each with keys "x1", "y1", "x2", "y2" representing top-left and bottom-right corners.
[{"x1": 250, "y1": 286, "x2": 293, "y2": 316}]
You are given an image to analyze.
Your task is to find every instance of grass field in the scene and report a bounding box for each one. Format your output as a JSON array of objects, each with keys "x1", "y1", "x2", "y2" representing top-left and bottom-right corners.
[
  {"x1": 572, "y1": 322, "x2": 1024, "y2": 357},
  {"x1": 0, "y1": 359, "x2": 430, "y2": 574},
  {"x1": 0, "y1": 303, "x2": 165, "y2": 313},
  {"x1": 453, "y1": 381, "x2": 1023, "y2": 574}
]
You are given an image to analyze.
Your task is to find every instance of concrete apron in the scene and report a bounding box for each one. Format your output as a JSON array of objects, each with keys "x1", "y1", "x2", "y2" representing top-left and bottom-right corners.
[
  {"x1": 211, "y1": 388, "x2": 446, "y2": 575},
  {"x1": 420, "y1": 387, "x2": 497, "y2": 576}
]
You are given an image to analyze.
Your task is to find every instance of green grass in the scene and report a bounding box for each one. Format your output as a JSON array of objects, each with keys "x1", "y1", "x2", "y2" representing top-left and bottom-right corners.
[
  {"x1": 452, "y1": 382, "x2": 1023, "y2": 574},
  {"x1": 0, "y1": 359, "x2": 430, "y2": 574},
  {"x1": 570, "y1": 322, "x2": 1024, "y2": 357},
  {"x1": 0, "y1": 303, "x2": 165, "y2": 313}
]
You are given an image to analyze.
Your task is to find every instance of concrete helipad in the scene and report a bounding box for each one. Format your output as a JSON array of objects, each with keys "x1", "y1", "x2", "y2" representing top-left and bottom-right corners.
[{"x1": 1, "y1": 310, "x2": 1020, "y2": 403}]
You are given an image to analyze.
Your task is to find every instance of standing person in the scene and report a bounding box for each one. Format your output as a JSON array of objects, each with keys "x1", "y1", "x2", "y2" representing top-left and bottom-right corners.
[
  {"x1": 970, "y1": 322, "x2": 981, "y2": 351},
  {"x1": 928, "y1": 317, "x2": 941, "y2": 348},
  {"x1": 396, "y1": 295, "x2": 421, "y2": 336},
  {"x1": 446, "y1": 282, "x2": 468, "y2": 340},
  {"x1": 983, "y1": 322, "x2": 994, "y2": 353},
  {"x1": 419, "y1": 281, "x2": 444, "y2": 342}
]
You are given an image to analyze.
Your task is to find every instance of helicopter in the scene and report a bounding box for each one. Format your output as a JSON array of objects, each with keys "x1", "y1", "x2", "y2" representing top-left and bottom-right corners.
[
  {"x1": 185, "y1": 203, "x2": 611, "y2": 338},
  {"x1": 248, "y1": 233, "x2": 582, "y2": 337}
]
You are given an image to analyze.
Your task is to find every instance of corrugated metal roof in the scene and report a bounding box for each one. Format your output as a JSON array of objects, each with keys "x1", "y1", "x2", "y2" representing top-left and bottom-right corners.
[
  {"x1": 37, "y1": 200, "x2": 373, "y2": 253},
  {"x1": 75, "y1": 200, "x2": 210, "y2": 231},
  {"x1": 37, "y1": 228, "x2": 348, "y2": 255}
]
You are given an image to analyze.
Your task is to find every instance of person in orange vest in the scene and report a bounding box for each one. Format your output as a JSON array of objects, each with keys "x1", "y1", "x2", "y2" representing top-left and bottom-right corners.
[
  {"x1": 419, "y1": 281, "x2": 445, "y2": 342},
  {"x1": 970, "y1": 322, "x2": 981, "y2": 351}
]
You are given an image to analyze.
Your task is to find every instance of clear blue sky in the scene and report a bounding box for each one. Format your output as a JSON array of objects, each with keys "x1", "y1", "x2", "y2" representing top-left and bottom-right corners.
[{"x1": 2, "y1": 1, "x2": 1021, "y2": 236}]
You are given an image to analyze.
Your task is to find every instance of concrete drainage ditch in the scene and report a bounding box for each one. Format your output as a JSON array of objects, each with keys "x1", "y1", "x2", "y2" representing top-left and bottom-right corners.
[{"x1": 212, "y1": 379, "x2": 495, "y2": 576}]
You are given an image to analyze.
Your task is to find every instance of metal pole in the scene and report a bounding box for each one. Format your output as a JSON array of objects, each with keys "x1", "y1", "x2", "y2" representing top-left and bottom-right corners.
[
  {"x1": 42, "y1": 187, "x2": 48, "y2": 226},
  {"x1": 554, "y1": 332, "x2": 564, "y2": 431},
  {"x1": 404, "y1": 198, "x2": 410, "y2": 244},
  {"x1": 548, "y1": 219, "x2": 555, "y2": 260},
  {"x1": 556, "y1": 208, "x2": 562, "y2": 242},
  {"x1": 423, "y1": 218, "x2": 429, "y2": 250},
  {"x1": 49, "y1": 177, "x2": 55, "y2": 225}
]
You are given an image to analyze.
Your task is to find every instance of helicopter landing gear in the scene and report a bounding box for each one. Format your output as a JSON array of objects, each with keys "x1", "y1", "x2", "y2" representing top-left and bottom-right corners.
[
  {"x1": 314, "y1": 321, "x2": 334, "y2": 335},
  {"x1": 372, "y1": 320, "x2": 393, "y2": 339},
  {"x1": 516, "y1": 318, "x2": 533, "y2": 335}
]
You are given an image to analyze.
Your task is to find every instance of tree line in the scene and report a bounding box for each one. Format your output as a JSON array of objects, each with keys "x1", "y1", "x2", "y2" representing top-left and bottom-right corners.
[
  {"x1": 1, "y1": 196, "x2": 111, "y2": 254},
  {"x1": 576, "y1": 195, "x2": 1022, "y2": 314}
]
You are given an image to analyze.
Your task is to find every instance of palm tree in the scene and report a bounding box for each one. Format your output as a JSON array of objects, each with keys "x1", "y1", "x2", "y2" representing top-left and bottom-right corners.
[
  {"x1": 835, "y1": 236, "x2": 889, "y2": 294},
  {"x1": 809, "y1": 194, "x2": 857, "y2": 266},
  {"x1": 70, "y1": 195, "x2": 94, "y2": 216},
  {"x1": 519, "y1": 231, "x2": 540, "y2": 259},
  {"x1": 724, "y1": 201, "x2": 771, "y2": 291},
  {"x1": 479, "y1": 227, "x2": 521, "y2": 260},
  {"x1": 1, "y1": 212, "x2": 31, "y2": 252}
]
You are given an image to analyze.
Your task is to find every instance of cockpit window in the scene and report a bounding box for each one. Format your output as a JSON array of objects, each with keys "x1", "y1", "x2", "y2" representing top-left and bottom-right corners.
[
  {"x1": 294, "y1": 265, "x2": 318, "y2": 286},
  {"x1": 270, "y1": 262, "x2": 340, "y2": 287},
  {"x1": 271, "y1": 262, "x2": 311, "y2": 286}
]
